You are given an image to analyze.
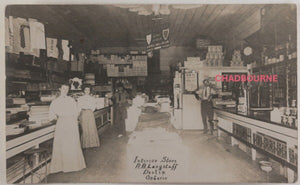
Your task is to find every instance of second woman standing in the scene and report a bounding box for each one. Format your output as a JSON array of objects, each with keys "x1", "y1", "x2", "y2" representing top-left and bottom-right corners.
[{"x1": 77, "y1": 86, "x2": 100, "y2": 148}]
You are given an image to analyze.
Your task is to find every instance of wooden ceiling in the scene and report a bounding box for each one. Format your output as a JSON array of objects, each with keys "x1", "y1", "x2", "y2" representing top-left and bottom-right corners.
[{"x1": 5, "y1": 4, "x2": 295, "y2": 52}]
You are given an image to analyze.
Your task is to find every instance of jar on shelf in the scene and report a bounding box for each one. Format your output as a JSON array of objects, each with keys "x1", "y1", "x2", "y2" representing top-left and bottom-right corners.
[
  {"x1": 281, "y1": 115, "x2": 288, "y2": 125},
  {"x1": 288, "y1": 116, "x2": 294, "y2": 127},
  {"x1": 279, "y1": 55, "x2": 284, "y2": 62},
  {"x1": 292, "y1": 52, "x2": 297, "y2": 59}
]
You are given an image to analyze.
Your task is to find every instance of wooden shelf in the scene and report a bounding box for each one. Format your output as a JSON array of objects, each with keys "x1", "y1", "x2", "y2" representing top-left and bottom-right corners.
[
  {"x1": 6, "y1": 76, "x2": 47, "y2": 83},
  {"x1": 252, "y1": 58, "x2": 297, "y2": 71}
]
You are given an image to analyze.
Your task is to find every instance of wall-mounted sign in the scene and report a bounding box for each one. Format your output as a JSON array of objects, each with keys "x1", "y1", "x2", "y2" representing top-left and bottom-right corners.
[
  {"x1": 185, "y1": 71, "x2": 198, "y2": 92},
  {"x1": 146, "y1": 20, "x2": 170, "y2": 52}
]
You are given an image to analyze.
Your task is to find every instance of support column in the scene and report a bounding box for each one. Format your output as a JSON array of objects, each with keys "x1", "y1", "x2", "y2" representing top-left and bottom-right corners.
[
  {"x1": 34, "y1": 144, "x2": 39, "y2": 166},
  {"x1": 217, "y1": 127, "x2": 221, "y2": 137},
  {"x1": 110, "y1": 106, "x2": 114, "y2": 125},
  {"x1": 251, "y1": 148, "x2": 257, "y2": 161},
  {"x1": 231, "y1": 136, "x2": 237, "y2": 146}
]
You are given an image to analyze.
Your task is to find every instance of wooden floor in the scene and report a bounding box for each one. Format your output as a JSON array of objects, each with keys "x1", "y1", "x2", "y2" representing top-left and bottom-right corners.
[{"x1": 47, "y1": 106, "x2": 287, "y2": 183}]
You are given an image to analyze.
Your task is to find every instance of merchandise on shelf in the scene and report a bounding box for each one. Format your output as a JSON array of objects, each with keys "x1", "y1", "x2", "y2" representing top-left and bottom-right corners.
[
  {"x1": 263, "y1": 36, "x2": 297, "y2": 66},
  {"x1": 184, "y1": 57, "x2": 205, "y2": 69},
  {"x1": 71, "y1": 53, "x2": 85, "y2": 72},
  {"x1": 84, "y1": 73, "x2": 95, "y2": 85},
  {"x1": 7, "y1": 98, "x2": 26, "y2": 105},
  {"x1": 281, "y1": 107, "x2": 298, "y2": 128},
  {"x1": 89, "y1": 54, "x2": 147, "y2": 77},
  {"x1": 28, "y1": 105, "x2": 50, "y2": 124},
  {"x1": 6, "y1": 125, "x2": 25, "y2": 136},
  {"x1": 40, "y1": 95, "x2": 56, "y2": 102},
  {"x1": 95, "y1": 97, "x2": 106, "y2": 109},
  {"x1": 90, "y1": 54, "x2": 132, "y2": 64},
  {"x1": 106, "y1": 57, "x2": 147, "y2": 77},
  {"x1": 5, "y1": 16, "x2": 46, "y2": 56},
  {"x1": 230, "y1": 50, "x2": 244, "y2": 67},
  {"x1": 206, "y1": 45, "x2": 224, "y2": 67}
]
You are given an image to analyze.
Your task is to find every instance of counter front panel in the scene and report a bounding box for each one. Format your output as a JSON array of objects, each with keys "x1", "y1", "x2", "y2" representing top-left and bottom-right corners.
[{"x1": 214, "y1": 107, "x2": 297, "y2": 172}]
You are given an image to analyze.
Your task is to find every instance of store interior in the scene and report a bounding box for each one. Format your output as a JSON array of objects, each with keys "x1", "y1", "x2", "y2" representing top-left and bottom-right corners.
[{"x1": 5, "y1": 4, "x2": 297, "y2": 183}]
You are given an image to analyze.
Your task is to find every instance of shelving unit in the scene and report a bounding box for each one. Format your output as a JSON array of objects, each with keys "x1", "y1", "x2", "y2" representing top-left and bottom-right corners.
[
  {"x1": 250, "y1": 58, "x2": 297, "y2": 108},
  {"x1": 6, "y1": 106, "x2": 113, "y2": 184}
]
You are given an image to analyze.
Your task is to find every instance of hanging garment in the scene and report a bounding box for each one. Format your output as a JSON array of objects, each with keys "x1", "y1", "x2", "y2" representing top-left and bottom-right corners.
[
  {"x1": 7, "y1": 16, "x2": 14, "y2": 53},
  {"x1": 31, "y1": 48, "x2": 40, "y2": 57},
  {"x1": 20, "y1": 26, "x2": 25, "y2": 48},
  {"x1": 5, "y1": 17, "x2": 10, "y2": 47},
  {"x1": 46, "y1": 38, "x2": 59, "y2": 58},
  {"x1": 29, "y1": 20, "x2": 46, "y2": 50},
  {"x1": 12, "y1": 17, "x2": 27, "y2": 54},
  {"x1": 57, "y1": 39, "x2": 63, "y2": 60},
  {"x1": 5, "y1": 17, "x2": 14, "y2": 53},
  {"x1": 62, "y1": 40, "x2": 70, "y2": 61},
  {"x1": 19, "y1": 25, "x2": 31, "y2": 54}
]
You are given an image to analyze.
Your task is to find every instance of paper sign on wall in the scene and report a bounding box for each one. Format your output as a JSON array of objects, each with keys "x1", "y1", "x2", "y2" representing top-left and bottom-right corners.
[{"x1": 185, "y1": 71, "x2": 198, "y2": 92}]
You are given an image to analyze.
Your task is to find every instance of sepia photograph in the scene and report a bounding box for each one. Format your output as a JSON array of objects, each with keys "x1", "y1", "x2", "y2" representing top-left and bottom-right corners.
[{"x1": 3, "y1": 2, "x2": 298, "y2": 184}]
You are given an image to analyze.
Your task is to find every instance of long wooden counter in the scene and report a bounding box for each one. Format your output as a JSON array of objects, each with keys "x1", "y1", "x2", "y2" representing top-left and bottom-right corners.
[
  {"x1": 214, "y1": 107, "x2": 297, "y2": 183},
  {"x1": 6, "y1": 106, "x2": 113, "y2": 183}
]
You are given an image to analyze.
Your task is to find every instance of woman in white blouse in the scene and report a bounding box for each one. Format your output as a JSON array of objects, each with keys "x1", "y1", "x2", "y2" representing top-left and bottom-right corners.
[
  {"x1": 77, "y1": 86, "x2": 100, "y2": 148},
  {"x1": 49, "y1": 84, "x2": 86, "y2": 173}
]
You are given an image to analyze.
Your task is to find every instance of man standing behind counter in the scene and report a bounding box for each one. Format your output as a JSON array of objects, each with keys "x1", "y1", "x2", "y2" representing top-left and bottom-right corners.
[{"x1": 194, "y1": 79, "x2": 217, "y2": 135}]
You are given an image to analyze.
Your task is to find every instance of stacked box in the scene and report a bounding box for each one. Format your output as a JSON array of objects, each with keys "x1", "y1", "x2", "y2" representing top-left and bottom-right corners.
[
  {"x1": 187, "y1": 57, "x2": 201, "y2": 61},
  {"x1": 230, "y1": 50, "x2": 244, "y2": 67},
  {"x1": 184, "y1": 57, "x2": 205, "y2": 69},
  {"x1": 206, "y1": 45, "x2": 224, "y2": 67},
  {"x1": 184, "y1": 60, "x2": 204, "y2": 69},
  {"x1": 106, "y1": 56, "x2": 147, "y2": 77}
]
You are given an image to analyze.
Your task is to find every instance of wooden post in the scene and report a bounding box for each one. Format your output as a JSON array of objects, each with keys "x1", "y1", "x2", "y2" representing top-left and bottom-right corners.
[
  {"x1": 251, "y1": 148, "x2": 256, "y2": 161},
  {"x1": 217, "y1": 127, "x2": 221, "y2": 137},
  {"x1": 100, "y1": 115, "x2": 104, "y2": 127},
  {"x1": 110, "y1": 106, "x2": 114, "y2": 125},
  {"x1": 231, "y1": 136, "x2": 237, "y2": 146},
  {"x1": 34, "y1": 144, "x2": 39, "y2": 167}
]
